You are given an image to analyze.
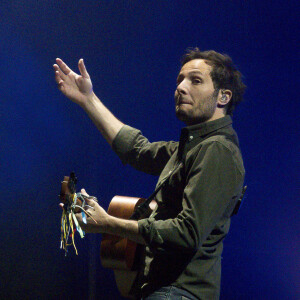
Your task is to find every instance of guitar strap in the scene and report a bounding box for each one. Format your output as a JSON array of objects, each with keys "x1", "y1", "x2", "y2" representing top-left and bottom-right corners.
[{"x1": 130, "y1": 161, "x2": 183, "y2": 220}]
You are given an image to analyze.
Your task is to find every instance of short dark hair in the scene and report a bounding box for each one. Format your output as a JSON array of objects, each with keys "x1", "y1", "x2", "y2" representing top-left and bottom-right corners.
[{"x1": 181, "y1": 48, "x2": 246, "y2": 115}]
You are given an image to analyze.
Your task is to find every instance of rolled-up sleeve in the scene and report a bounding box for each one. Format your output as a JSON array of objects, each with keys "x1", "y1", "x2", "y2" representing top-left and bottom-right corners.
[
  {"x1": 138, "y1": 140, "x2": 244, "y2": 252},
  {"x1": 112, "y1": 125, "x2": 178, "y2": 175}
]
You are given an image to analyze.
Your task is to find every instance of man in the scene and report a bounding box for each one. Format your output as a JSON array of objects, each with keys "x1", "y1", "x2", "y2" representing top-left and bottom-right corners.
[{"x1": 54, "y1": 48, "x2": 246, "y2": 300}]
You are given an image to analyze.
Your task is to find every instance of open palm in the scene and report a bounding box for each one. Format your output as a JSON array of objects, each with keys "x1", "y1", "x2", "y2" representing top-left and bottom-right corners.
[{"x1": 53, "y1": 58, "x2": 93, "y2": 106}]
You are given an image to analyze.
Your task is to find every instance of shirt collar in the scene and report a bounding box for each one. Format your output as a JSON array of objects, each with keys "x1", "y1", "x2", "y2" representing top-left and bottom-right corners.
[{"x1": 181, "y1": 115, "x2": 233, "y2": 139}]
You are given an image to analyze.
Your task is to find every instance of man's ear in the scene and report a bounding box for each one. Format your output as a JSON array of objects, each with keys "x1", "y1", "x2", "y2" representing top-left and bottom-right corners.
[{"x1": 217, "y1": 89, "x2": 232, "y2": 107}]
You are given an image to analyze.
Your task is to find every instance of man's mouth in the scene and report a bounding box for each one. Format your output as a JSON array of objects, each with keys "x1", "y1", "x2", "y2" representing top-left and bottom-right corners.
[{"x1": 177, "y1": 98, "x2": 192, "y2": 106}]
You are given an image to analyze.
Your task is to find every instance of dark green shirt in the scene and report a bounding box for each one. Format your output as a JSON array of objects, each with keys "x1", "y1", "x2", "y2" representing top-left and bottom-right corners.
[{"x1": 112, "y1": 116, "x2": 245, "y2": 300}]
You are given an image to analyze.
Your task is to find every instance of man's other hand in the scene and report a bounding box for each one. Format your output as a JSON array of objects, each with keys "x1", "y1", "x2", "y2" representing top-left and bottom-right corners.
[
  {"x1": 53, "y1": 58, "x2": 93, "y2": 107},
  {"x1": 74, "y1": 189, "x2": 110, "y2": 233}
]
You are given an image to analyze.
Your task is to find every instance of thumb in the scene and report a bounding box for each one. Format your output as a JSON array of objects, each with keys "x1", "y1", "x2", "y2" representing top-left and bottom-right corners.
[
  {"x1": 78, "y1": 58, "x2": 89, "y2": 79},
  {"x1": 81, "y1": 188, "x2": 89, "y2": 197}
]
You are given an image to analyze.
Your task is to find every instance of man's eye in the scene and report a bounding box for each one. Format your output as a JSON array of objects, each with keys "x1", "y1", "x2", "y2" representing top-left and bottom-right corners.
[{"x1": 192, "y1": 78, "x2": 202, "y2": 84}]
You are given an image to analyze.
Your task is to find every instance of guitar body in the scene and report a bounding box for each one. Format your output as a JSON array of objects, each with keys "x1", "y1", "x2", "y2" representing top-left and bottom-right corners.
[{"x1": 100, "y1": 196, "x2": 146, "y2": 298}]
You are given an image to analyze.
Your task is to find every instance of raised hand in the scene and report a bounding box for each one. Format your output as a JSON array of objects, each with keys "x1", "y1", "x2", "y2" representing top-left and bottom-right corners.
[
  {"x1": 54, "y1": 57, "x2": 124, "y2": 146},
  {"x1": 53, "y1": 58, "x2": 93, "y2": 107}
]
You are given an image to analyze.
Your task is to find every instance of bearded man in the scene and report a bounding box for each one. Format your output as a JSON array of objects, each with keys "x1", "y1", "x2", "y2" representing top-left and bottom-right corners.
[{"x1": 54, "y1": 48, "x2": 246, "y2": 300}]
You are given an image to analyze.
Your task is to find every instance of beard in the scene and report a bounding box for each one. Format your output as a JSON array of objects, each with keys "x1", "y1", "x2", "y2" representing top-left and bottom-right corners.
[{"x1": 176, "y1": 89, "x2": 218, "y2": 125}]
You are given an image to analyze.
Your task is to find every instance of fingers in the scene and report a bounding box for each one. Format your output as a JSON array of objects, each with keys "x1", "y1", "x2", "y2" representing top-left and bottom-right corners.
[
  {"x1": 75, "y1": 212, "x2": 83, "y2": 223},
  {"x1": 53, "y1": 68, "x2": 64, "y2": 87},
  {"x1": 81, "y1": 188, "x2": 89, "y2": 197},
  {"x1": 78, "y1": 59, "x2": 89, "y2": 79},
  {"x1": 84, "y1": 197, "x2": 97, "y2": 208},
  {"x1": 80, "y1": 188, "x2": 98, "y2": 208},
  {"x1": 56, "y1": 58, "x2": 72, "y2": 75},
  {"x1": 53, "y1": 64, "x2": 66, "y2": 80},
  {"x1": 75, "y1": 208, "x2": 96, "y2": 229},
  {"x1": 53, "y1": 63, "x2": 67, "y2": 92}
]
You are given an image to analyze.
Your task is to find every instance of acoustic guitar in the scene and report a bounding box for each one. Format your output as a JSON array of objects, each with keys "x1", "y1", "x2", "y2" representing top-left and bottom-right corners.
[{"x1": 60, "y1": 173, "x2": 154, "y2": 298}]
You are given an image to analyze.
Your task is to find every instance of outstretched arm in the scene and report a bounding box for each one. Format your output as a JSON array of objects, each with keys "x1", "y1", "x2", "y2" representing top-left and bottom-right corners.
[{"x1": 53, "y1": 58, "x2": 124, "y2": 146}]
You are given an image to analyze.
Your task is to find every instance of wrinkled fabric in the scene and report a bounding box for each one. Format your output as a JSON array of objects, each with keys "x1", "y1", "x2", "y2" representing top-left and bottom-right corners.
[
  {"x1": 112, "y1": 116, "x2": 245, "y2": 300},
  {"x1": 143, "y1": 286, "x2": 198, "y2": 300}
]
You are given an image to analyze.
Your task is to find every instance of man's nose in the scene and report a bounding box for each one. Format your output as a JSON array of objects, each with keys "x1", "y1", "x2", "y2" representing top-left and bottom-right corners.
[{"x1": 176, "y1": 80, "x2": 188, "y2": 95}]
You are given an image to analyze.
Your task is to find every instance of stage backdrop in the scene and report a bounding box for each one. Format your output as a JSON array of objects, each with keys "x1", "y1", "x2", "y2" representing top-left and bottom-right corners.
[{"x1": 0, "y1": 1, "x2": 298, "y2": 299}]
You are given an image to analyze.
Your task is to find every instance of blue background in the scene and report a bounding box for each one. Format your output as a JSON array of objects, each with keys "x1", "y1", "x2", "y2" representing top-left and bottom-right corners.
[{"x1": 0, "y1": 1, "x2": 298, "y2": 299}]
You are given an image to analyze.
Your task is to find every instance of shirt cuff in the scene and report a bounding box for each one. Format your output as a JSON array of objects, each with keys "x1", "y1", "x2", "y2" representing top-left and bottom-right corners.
[
  {"x1": 138, "y1": 218, "x2": 164, "y2": 248},
  {"x1": 138, "y1": 218, "x2": 151, "y2": 246}
]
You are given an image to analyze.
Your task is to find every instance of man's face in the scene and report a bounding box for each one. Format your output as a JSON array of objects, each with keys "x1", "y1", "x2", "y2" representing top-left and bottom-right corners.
[{"x1": 175, "y1": 59, "x2": 218, "y2": 125}]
